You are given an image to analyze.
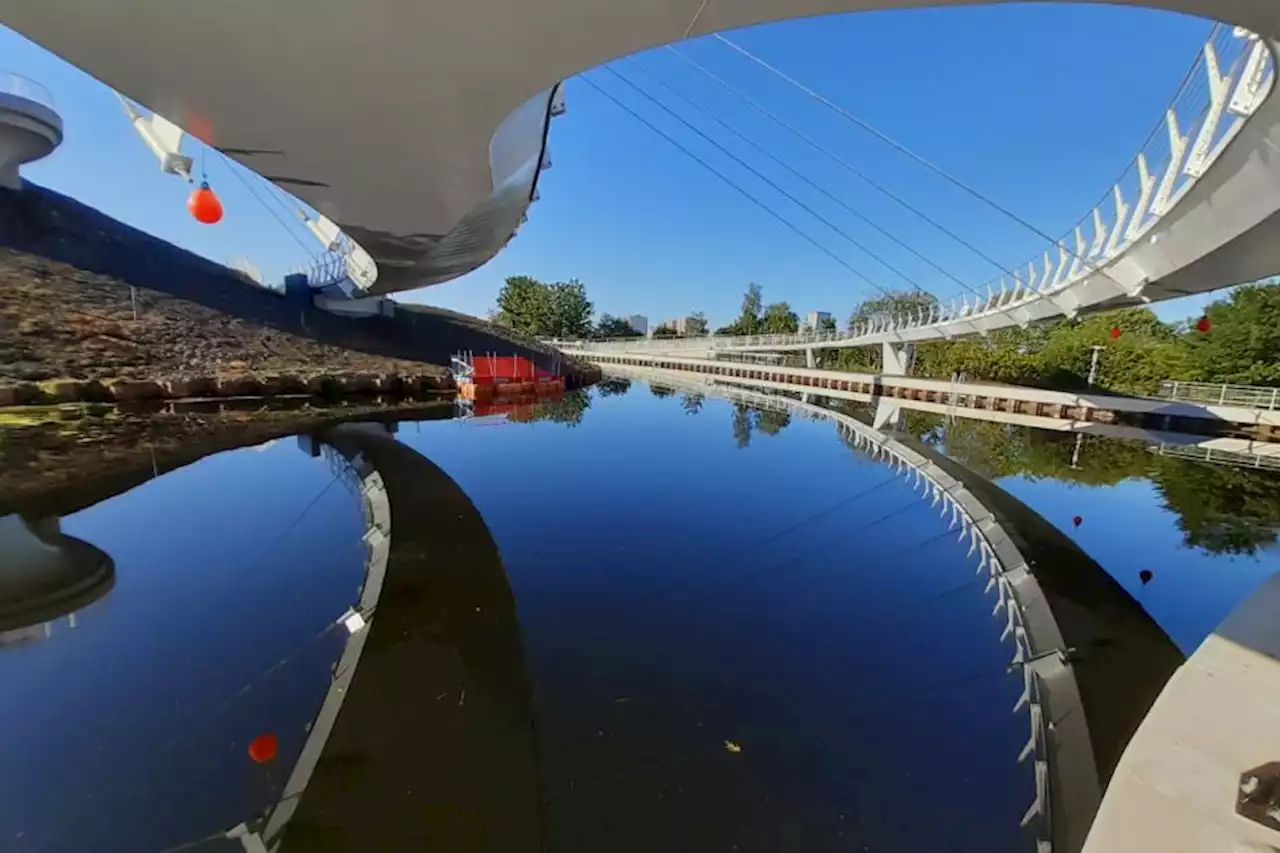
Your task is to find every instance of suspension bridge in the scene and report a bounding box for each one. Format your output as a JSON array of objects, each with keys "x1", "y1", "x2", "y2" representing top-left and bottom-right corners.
[{"x1": 0, "y1": 1, "x2": 1277, "y2": 329}]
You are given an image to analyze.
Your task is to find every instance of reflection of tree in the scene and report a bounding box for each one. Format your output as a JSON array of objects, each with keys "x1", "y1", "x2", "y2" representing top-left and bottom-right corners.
[
  {"x1": 902, "y1": 417, "x2": 1280, "y2": 557},
  {"x1": 730, "y1": 403, "x2": 792, "y2": 448},
  {"x1": 681, "y1": 392, "x2": 705, "y2": 415},
  {"x1": 650, "y1": 384, "x2": 676, "y2": 399},
  {"x1": 529, "y1": 391, "x2": 590, "y2": 427},
  {"x1": 731, "y1": 403, "x2": 754, "y2": 448},
  {"x1": 1155, "y1": 463, "x2": 1280, "y2": 556},
  {"x1": 755, "y1": 409, "x2": 791, "y2": 435},
  {"x1": 595, "y1": 378, "x2": 632, "y2": 397}
]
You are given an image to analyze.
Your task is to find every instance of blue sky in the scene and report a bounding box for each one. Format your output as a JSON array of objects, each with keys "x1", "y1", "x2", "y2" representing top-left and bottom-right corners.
[{"x1": 3, "y1": 4, "x2": 1223, "y2": 327}]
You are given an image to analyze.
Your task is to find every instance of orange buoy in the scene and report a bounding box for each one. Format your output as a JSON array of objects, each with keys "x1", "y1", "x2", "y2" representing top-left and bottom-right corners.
[
  {"x1": 1109, "y1": 327, "x2": 1122, "y2": 339},
  {"x1": 248, "y1": 732, "x2": 278, "y2": 764},
  {"x1": 187, "y1": 181, "x2": 224, "y2": 224},
  {"x1": 1195, "y1": 316, "x2": 1212, "y2": 333}
]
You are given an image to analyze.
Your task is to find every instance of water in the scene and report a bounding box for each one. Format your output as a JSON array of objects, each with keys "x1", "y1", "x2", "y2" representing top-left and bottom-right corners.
[{"x1": 2, "y1": 378, "x2": 1277, "y2": 852}]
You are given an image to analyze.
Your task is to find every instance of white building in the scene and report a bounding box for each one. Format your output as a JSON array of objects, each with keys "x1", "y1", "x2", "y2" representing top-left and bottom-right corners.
[{"x1": 805, "y1": 311, "x2": 833, "y2": 331}]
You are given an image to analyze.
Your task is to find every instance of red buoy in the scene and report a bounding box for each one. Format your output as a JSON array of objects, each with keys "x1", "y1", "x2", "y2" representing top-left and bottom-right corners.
[
  {"x1": 187, "y1": 181, "x2": 224, "y2": 225},
  {"x1": 1139, "y1": 569, "x2": 1154, "y2": 585},
  {"x1": 1109, "y1": 327, "x2": 1122, "y2": 339},
  {"x1": 248, "y1": 732, "x2": 278, "y2": 764},
  {"x1": 1195, "y1": 316, "x2": 1212, "y2": 333},
  {"x1": 1072, "y1": 515, "x2": 1083, "y2": 528}
]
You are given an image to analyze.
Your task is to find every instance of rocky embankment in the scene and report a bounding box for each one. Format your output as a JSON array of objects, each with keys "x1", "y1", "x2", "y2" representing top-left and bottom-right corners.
[{"x1": 0, "y1": 184, "x2": 598, "y2": 405}]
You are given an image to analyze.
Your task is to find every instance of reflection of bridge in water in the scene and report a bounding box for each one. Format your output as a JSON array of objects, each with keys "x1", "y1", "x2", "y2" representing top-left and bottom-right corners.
[{"x1": 601, "y1": 363, "x2": 1280, "y2": 853}]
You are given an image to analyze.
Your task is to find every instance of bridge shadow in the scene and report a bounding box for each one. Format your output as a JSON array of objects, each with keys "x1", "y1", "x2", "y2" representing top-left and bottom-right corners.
[{"x1": 276, "y1": 424, "x2": 545, "y2": 852}]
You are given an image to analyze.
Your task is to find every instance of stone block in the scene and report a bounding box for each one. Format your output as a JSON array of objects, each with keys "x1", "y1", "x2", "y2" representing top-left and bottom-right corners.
[
  {"x1": 163, "y1": 377, "x2": 217, "y2": 399},
  {"x1": 109, "y1": 380, "x2": 165, "y2": 402},
  {"x1": 216, "y1": 376, "x2": 265, "y2": 397}
]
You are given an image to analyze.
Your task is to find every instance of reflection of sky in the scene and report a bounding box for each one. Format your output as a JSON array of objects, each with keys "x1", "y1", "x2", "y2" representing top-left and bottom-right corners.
[
  {"x1": 0, "y1": 439, "x2": 367, "y2": 853},
  {"x1": 404, "y1": 392, "x2": 1036, "y2": 851},
  {"x1": 997, "y1": 475, "x2": 1279, "y2": 653}
]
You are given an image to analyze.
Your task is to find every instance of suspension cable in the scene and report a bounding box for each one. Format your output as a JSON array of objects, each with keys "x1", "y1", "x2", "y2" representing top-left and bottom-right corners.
[
  {"x1": 712, "y1": 33, "x2": 1138, "y2": 286},
  {"x1": 668, "y1": 45, "x2": 1014, "y2": 280},
  {"x1": 603, "y1": 65, "x2": 908, "y2": 298},
  {"x1": 581, "y1": 73, "x2": 893, "y2": 299},
  {"x1": 217, "y1": 151, "x2": 322, "y2": 264},
  {"x1": 625, "y1": 58, "x2": 980, "y2": 298}
]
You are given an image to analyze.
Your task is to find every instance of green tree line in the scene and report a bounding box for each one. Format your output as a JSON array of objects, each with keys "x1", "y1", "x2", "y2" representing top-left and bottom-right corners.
[
  {"x1": 494, "y1": 275, "x2": 710, "y2": 341},
  {"x1": 822, "y1": 283, "x2": 1280, "y2": 394}
]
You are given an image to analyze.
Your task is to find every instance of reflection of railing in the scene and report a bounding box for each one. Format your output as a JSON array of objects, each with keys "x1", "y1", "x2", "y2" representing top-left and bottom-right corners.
[
  {"x1": 0, "y1": 71, "x2": 55, "y2": 109},
  {"x1": 1151, "y1": 441, "x2": 1280, "y2": 471},
  {"x1": 608, "y1": 366, "x2": 1062, "y2": 849},
  {"x1": 1158, "y1": 379, "x2": 1280, "y2": 409},
  {"x1": 561, "y1": 25, "x2": 1275, "y2": 355}
]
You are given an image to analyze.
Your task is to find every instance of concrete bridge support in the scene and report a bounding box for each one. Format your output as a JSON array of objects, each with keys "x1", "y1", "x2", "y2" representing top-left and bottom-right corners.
[
  {"x1": 882, "y1": 342, "x2": 915, "y2": 376},
  {"x1": 805, "y1": 348, "x2": 817, "y2": 369}
]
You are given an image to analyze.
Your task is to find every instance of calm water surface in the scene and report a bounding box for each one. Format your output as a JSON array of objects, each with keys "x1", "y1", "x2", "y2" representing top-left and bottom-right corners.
[{"x1": 2, "y1": 378, "x2": 1277, "y2": 852}]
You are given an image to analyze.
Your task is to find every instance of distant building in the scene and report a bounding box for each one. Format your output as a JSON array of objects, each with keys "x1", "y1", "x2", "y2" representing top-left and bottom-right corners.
[
  {"x1": 805, "y1": 311, "x2": 833, "y2": 331},
  {"x1": 624, "y1": 314, "x2": 648, "y2": 336},
  {"x1": 658, "y1": 316, "x2": 701, "y2": 336}
]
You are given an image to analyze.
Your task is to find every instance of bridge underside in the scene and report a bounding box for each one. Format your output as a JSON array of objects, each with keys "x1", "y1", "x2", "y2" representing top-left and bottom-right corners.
[{"x1": 3, "y1": 0, "x2": 1280, "y2": 298}]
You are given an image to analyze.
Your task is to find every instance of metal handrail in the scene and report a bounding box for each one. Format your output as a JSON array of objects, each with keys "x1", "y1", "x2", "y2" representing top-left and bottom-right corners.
[
  {"x1": 1158, "y1": 379, "x2": 1280, "y2": 409},
  {"x1": 566, "y1": 26, "x2": 1274, "y2": 357},
  {"x1": 0, "y1": 71, "x2": 55, "y2": 110}
]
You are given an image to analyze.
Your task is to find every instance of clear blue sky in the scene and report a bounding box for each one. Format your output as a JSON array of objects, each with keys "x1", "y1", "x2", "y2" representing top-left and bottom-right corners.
[{"x1": 3, "y1": 4, "x2": 1223, "y2": 328}]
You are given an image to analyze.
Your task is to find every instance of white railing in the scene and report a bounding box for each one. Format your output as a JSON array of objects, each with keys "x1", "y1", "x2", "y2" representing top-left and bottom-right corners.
[
  {"x1": 567, "y1": 25, "x2": 1275, "y2": 356},
  {"x1": 1158, "y1": 379, "x2": 1280, "y2": 409},
  {"x1": 0, "y1": 71, "x2": 55, "y2": 110}
]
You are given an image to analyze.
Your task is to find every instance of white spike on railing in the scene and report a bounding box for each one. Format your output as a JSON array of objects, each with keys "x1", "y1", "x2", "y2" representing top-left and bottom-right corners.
[
  {"x1": 1038, "y1": 250, "x2": 1054, "y2": 291},
  {"x1": 1125, "y1": 153, "x2": 1156, "y2": 242},
  {"x1": 1185, "y1": 41, "x2": 1231, "y2": 177},
  {"x1": 1105, "y1": 184, "x2": 1130, "y2": 257},
  {"x1": 1013, "y1": 663, "x2": 1033, "y2": 712},
  {"x1": 1230, "y1": 36, "x2": 1272, "y2": 116},
  {"x1": 1051, "y1": 242, "x2": 1070, "y2": 288},
  {"x1": 1089, "y1": 207, "x2": 1107, "y2": 258},
  {"x1": 1067, "y1": 226, "x2": 1086, "y2": 280},
  {"x1": 1152, "y1": 109, "x2": 1189, "y2": 216},
  {"x1": 1018, "y1": 708, "x2": 1043, "y2": 766}
]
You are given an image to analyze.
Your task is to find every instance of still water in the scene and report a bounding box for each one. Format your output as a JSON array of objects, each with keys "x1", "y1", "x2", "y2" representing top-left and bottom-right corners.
[{"x1": 2, "y1": 377, "x2": 1277, "y2": 852}]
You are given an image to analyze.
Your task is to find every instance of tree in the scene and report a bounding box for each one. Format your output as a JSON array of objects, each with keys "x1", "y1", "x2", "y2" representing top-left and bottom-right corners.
[
  {"x1": 1182, "y1": 284, "x2": 1280, "y2": 384},
  {"x1": 495, "y1": 275, "x2": 551, "y2": 336},
  {"x1": 761, "y1": 302, "x2": 799, "y2": 334},
  {"x1": 650, "y1": 383, "x2": 676, "y2": 398},
  {"x1": 494, "y1": 275, "x2": 593, "y2": 338},
  {"x1": 546, "y1": 279, "x2": 594, "y2": 339},
  {"x1": 687, "y1": 312, "x2": 709, "y2": 336},
  {"x1": 652, "y1": 326, "x2": 680, "y2": 338},
  {"x1": 596, "y1": 314, "x2": 641, "y2": 339},
  {"x1": 848, "y1": 290, "x2": 939, "y2": 331},
  {"x1": 817, "y1": 314, "x2": 838, "y2": 333},
  {"x1": 596, "y1": 377, "x2": 632, "y2": 397}
]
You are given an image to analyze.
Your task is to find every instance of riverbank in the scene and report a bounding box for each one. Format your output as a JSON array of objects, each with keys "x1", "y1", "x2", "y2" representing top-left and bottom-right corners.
[
  {"x1": 0, "y1": 184, "x2": 599, "y2": 401},
  {"x1": 0, "y1": 397, "x2": 458, "y2": 518}
]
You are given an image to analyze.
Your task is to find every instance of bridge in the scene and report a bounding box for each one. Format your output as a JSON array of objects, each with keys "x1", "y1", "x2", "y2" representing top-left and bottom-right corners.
[{"x1": 0, "y1": 1, "x2": 1278, "y2": 319}]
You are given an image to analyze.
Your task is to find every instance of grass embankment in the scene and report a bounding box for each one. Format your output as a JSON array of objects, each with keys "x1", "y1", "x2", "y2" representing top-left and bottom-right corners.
[{"x1": 0, "y1": 184, "x2": 599, "y2": 406}]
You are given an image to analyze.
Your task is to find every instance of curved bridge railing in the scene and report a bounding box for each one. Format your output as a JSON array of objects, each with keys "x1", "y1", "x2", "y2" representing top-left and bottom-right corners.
[{"x1": 564, "y1": 25, "x2": 1275, "y2": 355}]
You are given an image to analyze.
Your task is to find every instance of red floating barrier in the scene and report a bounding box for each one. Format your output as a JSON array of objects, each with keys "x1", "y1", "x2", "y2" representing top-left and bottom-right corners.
[{"x1": 248, "y1": 732, "x2": 278, "y2": 764}]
